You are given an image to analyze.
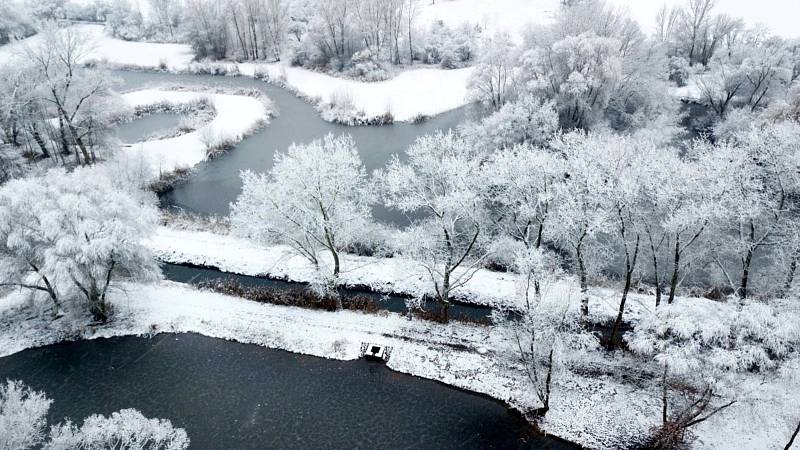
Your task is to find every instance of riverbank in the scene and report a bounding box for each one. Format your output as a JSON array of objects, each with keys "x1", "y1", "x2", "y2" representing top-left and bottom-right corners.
[{"x1": 1, "y1": 278, "x2": 795, "y2": 449}]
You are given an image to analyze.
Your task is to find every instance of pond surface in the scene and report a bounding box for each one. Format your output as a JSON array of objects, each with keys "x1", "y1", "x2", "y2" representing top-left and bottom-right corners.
[
  {"x1": 0, "y1": 334, "x2": 576, "y2": 449},
  {"x1": 161, "y1": 263, "x2": 505, "y2": 322},
  {"x1": 112, "y1": 71, "x2": 467, "y2": 225},
  {"x1": 115, "y1": 112, "x2": 184, "y2": 143}
]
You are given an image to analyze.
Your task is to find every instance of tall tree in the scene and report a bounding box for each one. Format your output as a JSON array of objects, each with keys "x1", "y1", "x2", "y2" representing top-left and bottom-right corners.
[{"x1": 230, "y1": 133, "x2": 374, "y2": 301}]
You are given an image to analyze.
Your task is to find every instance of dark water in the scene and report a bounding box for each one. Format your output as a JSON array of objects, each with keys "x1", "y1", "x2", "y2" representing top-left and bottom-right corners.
[
  {"x1": 161, "y1": 263, "x2": 509, "y2": 322},
  {"x1": 0, "y1": 334, "x2": 576, "y2": 449},
  {"x1": 112, "y1": 71, "x2": 466, "y2": 224},
  {"x1": 115, "y1": 112, "x2": 184, "y2": 143}
]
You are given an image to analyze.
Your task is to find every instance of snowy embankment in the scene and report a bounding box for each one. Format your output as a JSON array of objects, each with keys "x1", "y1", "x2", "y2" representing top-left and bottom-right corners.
[
  {"x1": 120, "y1": 89, "x2": 272, "y2": 173},
  {"x1": 1, "y1": 280, "x2": 796, "y2": 450}
]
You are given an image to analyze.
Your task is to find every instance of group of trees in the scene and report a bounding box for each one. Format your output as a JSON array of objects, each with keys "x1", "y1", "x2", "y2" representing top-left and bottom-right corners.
[
  {"x1": 0, "y1": 23, "x2": 122, "y2": 175},
  {"x1": 228, "y1": 118, "x2": 800, "y2": 332},
  {"x1": 0, "y1": 380, "x2": 189, "y2": 449},
  {"x1": 180, "y1": 0, "x2": 478, "y2": 76},
  {"x1": 467, "y1": 0, "x2": 673, "y2": 134}
]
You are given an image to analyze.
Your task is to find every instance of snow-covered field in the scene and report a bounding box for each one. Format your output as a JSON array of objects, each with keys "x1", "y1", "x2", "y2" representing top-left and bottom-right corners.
[
  {"x1": 120, "y1": 89, "x2": 272, "y2": 173},
  {"x1": 0, "y1": 24, "x2": 194, "y2": 70}
]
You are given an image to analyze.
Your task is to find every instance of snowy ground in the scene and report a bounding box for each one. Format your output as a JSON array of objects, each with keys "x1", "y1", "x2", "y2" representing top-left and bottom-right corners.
[
  {"x1": 120, "y1": 89, "x2": 272, "y2": 173},
  {"x1": 0, "y1": 278, "x2": 796, "y2": 450},
  {"x1": 0, "y1": 24, "x2": 194, "y2": 70}
]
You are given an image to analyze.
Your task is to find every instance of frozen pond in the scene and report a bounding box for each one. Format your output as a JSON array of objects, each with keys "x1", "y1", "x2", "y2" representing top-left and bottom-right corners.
[
  {"x1": 112, "y1": 71, "x2": 467, "y2": 225},
  {"x1": 0, "y1": 334, "x2": 577, "y2": 449}
]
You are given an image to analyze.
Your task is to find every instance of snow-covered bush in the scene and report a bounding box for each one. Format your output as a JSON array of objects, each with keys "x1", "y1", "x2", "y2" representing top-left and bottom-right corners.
[
  {"x1": 345, "y1": 47, "x2": 392, "y2": 82},
  {"x1": 628, "y1": 299, "x2": 800, "y2": 374},
  {"x1": 668, "y1": 56, "x2": 691, "y2": 87},
  {"x1": 422, "y1": 22, "x2": 478, "y2": 69},
  {"x1": 0, "y1": 380, "x2": 52, "y2": 450}
]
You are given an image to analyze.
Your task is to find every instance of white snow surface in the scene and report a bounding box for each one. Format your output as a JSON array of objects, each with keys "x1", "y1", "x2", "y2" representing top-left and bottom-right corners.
[
  {"x1": 240, "y1": 62, "x2": 474, "y2": 122},
  {"x1": 0, "y1": 24, "x2": 194, "y2": 70},
  {"x1": 120, "y1": 89, "x2": 271, "y2": 173}
]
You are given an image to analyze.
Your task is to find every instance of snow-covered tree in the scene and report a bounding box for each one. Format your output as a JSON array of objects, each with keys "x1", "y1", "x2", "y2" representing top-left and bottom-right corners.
[
  {"x1": 380, "y1": 131, "x2": 489, "y2": 322},
  {"x1": 550, "y1": 132, "x2": 613, "y2": 321},
  {"x1": 0, "y1": 380, "x2": 52, "y2": 450},
  {"x1": 520, "y1": 31, "x2": 622, "y2": 130},
  {"x1": 467, "y1": 32, "x2": 519, "y2": 111},
  {"x1": 628, "y1": 298, "x2": 800, "y2": 448},
  {"x1": 0, "y1": 381, "x2": 189, "y2": 450},
  {"x1": 22, "y1": 22, "x2": 116, "y2": 165},
  {"x1": 230, "y1": 133, "x2": 373, "y2": 299},
  {"x1": 484, "y1": 143, "x2": 562, "y2": 252},
  {"x1": 463, "y1": 95, "x2": 559, "y2": 150},
  {"x1": 511, "y1": 246, "x2": 596, "y2": 416},
  {"x1": 0, "y1": 168, "x2": 161, "y2": 321},
  {"x1": 46, "y1": 409, "x2": 189, "y2": 450},
  {"x1": 706, "y1": 123, "x2": 800, "y2": 298}
]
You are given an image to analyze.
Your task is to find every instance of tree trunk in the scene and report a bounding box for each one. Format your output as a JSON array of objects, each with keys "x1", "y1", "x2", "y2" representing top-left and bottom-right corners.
[
  {"x1": 786, "y1": 419, "x2": 800, "y2": 450},
  {"x1": 662, "y1": 365, "x2": 669, "y2": 424},
  {"x1": 441, "y1": 269, "x2": 450, "y2": 323},
  {"x1": 668, "y1": 236, "x2": 680, "y2": 304},
  {"x1": 29, "y1": 125, "x2": 50, "y2": 158},
  {"x1": 739, "y1": 221, "x2": 755, "y2": 299},
  {"x1": 57, "y1": 115, "x2": 70, "y2": 155},
  {"x1": 577, "y1": 247, "x2": 588, "y2": 322},
  {"x1": 609, "y1": 269, "x2": 632, "y2": 351}
]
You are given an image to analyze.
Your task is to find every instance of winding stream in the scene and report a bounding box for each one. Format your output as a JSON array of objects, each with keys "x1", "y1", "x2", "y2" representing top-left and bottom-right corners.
[
  {"x1": 112, "y1": 71, "x2": 467, "y2": 225},
  {"x1": 0, "y1": 334, "x2": 577, "y2": 449}
]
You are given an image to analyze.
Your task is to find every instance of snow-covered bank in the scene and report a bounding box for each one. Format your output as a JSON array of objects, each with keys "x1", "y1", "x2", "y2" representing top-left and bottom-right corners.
[
  {"x1": 120, "y1": 89, "x2": 272, "y2": 173},
  {"x1": 1, "y1": 281, "x2": 796, "y2": 450},
  {"x1": 147, "y1": 226, "x2": 656, "y2": 325},
  {"x1": 147, "y1": 226, "x2": 527, "y2": 309},
  {"x1": 240, "y1": 63, "x2": 474, "y2": 122}
]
